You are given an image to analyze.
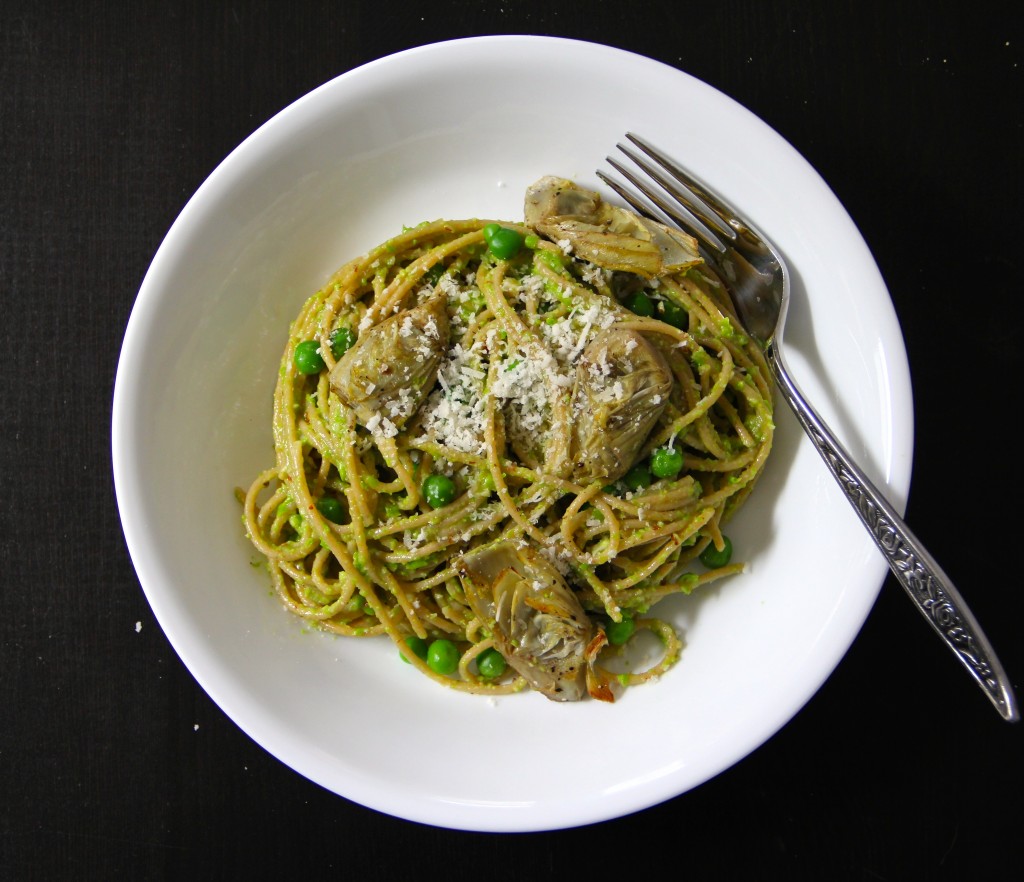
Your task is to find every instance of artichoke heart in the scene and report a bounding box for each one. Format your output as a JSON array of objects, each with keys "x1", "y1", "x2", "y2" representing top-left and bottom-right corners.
[
  {"x1": 570, "y1": 328, "x2": 673, "y2": 484},
  {"x1": 329, "y1": 296, "x2": 449, "y2": 431},
  {"x1": 524, "y1": 175, "x2": 702, "y2": 278},
  {"x1": 456, "y1": 541, "x2": 592, "y2": 702}
]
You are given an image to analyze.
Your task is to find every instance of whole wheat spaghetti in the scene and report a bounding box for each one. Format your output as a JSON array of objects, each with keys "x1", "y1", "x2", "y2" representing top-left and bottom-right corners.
[{"x1": 240, "y1": 178, "x2": 774, "y2": 702}]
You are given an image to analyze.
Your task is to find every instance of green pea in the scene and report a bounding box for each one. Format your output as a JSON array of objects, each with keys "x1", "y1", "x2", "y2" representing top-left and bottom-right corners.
[
  {"x1": 650, "y1": 446, "x2": 684, "y2": 479},
  {"x1": 293, "y1": 339, "x2": 325, "y2": 374},
  {"x1": 699, "y1": 536, "x2": 733, "y2": 569},
  {"x1": 624, "y1": 291, "x2": 655, "y2": 317},
  {"x1": 487, "y1": 227, "x2": 524, "y2": 260},
  {"x1": 427, "y1": 639, "x2": 460, "y2": 675},
  {"x1": 606, "y1": 616, "x2": 636, "y2": 646},
  {"x1": 524, "y1": 233, "x2": 540, "y2": 250},
  {"x1": 315, "y1": 496, "x2": 345, "y2": 523},
  {"x1": 482, "y1": 223, "x2": 502, "y2": 241},
  {"x1": 476, "y1": 647, "x2": 507, "y2": 679},
  {"x1": 659, "y1": 299, "x2": 688, "y2": 328},
  {"x1": 329, "y1": 327, "x2": 356, "y2": 359},
  {"x1": 622, "y1": 463, "x2": 652, "y2": 492},
  {"x1": 344, "y1": 592, "x2": 366, "y2": 613},
  {"x1": 422, "y1": 474, "x2": 457, "y2": 508},
  {"x1": 400, "y1": 635, "x2": 428, "y2": 664}
]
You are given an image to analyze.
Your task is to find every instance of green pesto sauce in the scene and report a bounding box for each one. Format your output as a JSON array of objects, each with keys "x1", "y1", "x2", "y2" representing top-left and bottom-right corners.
[
  {"x1": 458, "y1": 290, "x2": 486, "y2": 321},
  {"x1": 716, "y1": 317, "x2": 737, "y2": 339},
  {"x1": 534, "y1": 248, "x2": 565, "y2": 273},
  {"x1": 387, "y1": 552, "x2": 443, "y2": 577},
  {"x1": 475, "y1": 469, "x2": 496, "y2": 494},
  {"x1": 745, "y1": 412, "x2": 767, "y2": 441},
  {"x1": 352, "y1": 552, "x2": 369, "y2": 576},
  {"x1": 677, "y1": 573, "x2": 700, "y2": 595}
]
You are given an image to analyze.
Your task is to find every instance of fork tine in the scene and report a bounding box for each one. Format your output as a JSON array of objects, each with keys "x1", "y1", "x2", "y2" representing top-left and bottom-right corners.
[
  {"x1": 611, "y1": 142, "x2": 737, "y2": 251},
  {"x1": 592, "y1": 166, "x2": 710, "y2": 250},
  {"x1": 593, "y1": 167, "x2": 649, "y2": 220},
  {"x1": 623, "y1": 133, "x2": 746, "y2": 238},
  {"x1": 597, "y1": 160, "x2": 727, "y2": 258}
]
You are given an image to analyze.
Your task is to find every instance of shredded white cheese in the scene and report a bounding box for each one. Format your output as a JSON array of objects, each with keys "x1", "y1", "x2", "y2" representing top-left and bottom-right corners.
[{"x1": 417, "y1": 261, "x2": 624, "y2": 461}]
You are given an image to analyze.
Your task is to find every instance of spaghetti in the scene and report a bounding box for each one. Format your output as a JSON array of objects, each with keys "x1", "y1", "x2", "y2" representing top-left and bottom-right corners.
[{"x1": 241, "y1": 178, "x2": 774, "y2": 701}]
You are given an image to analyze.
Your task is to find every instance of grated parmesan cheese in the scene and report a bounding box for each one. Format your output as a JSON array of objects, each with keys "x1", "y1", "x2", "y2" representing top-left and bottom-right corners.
[{"x1": 415, "y1": 259, "x2": 638, "y2": 473}]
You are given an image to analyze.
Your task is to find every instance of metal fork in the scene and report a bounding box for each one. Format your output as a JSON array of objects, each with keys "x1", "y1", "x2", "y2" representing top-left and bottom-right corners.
[{"x1": 599, "y1": 133, "x2": 1018, "y2": 722}]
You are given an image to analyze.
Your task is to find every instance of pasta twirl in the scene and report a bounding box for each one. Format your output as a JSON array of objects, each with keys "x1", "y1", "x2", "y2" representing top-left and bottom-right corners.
[{"x1": 241, "y1": 179, "x2": 774, "y2": 701}]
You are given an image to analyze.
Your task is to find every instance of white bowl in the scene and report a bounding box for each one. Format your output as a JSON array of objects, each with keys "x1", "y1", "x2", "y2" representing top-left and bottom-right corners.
[{"x1": 112, "y1": 35, "x2": 912, "y2": 832}]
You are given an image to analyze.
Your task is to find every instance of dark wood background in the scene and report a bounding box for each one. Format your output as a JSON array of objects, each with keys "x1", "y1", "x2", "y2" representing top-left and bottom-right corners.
[{"x1": 2, "y1": 1, "x2": 1021, "y2": 879}]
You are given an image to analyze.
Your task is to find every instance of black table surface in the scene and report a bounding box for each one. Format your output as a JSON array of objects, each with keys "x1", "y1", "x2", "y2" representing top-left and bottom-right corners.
[{"x1": 2, "y1": 1, "x2": 1021, "y2": 879}]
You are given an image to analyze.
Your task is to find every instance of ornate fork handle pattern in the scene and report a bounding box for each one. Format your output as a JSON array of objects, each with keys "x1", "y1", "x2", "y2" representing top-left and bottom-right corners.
[{"x1": 768, "y1": 344, "x2": 1018, "y2": 721}]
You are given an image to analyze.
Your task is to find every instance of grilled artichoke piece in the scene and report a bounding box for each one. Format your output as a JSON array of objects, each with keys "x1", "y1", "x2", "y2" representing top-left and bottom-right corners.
[
  {"x1": 329, "y1": 296, "x2": 449, "y2": 431},
  {"x1": 524, "y1": 175, "x2": 702, "y2": 278},
  {"x1": 569, "y1": 328, "x2": 673, "y2": 484},
  {"x1": 456, "y1": 541, "x2": 593, "y2": 702},
  {"x1": 525, "y1": 175, "x2": 604, "y2": 224}
]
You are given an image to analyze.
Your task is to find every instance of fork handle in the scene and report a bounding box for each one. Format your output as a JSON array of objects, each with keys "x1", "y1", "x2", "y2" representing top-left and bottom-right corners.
[{"x1": 766, "y1": 343, "x2": 1018, "y2": 721}]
